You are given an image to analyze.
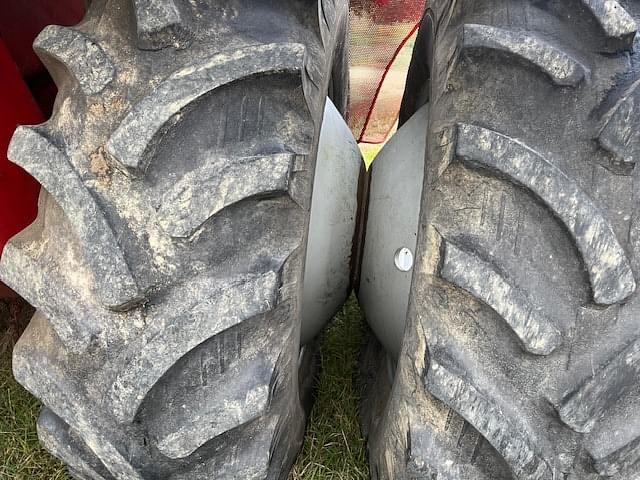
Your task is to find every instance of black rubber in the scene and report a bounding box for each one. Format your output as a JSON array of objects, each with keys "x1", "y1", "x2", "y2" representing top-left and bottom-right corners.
[
  {"x1": 363, "y1": 1, "x2": 640, "y2": 479},
  {"x1": 0, "y1": 0, "x2": 347, "y2": 478}
]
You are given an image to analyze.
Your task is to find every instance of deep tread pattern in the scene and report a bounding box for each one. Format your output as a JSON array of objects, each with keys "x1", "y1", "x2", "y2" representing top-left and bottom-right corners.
[
  {"x1": 34, "y1": 25, "x2": 115, "y2": 94},
  {"x1": 426, "y1": 359, "x2": 553, "y2": 480},
  {"x1": 0, "y1": 238, "x2": 100, "y2": 353},
  {"x1": 151, "y1": 353, "x2": 275, "y2": 459},
  {"x1": 440, "y1": 239, "x2": 562, "y2": 355},
  {"x1": 133, "y1": 0, "x2": 187, "y2": 50},
  {"x1": 8, "y1": 126, "x2": 140, "y2": 310},
  {"x1": 158, "y1": 153, "x2": 297, "y2": 238},
  {"x1": 3, "y1": 1, "x2": 348, "y2": 478},
  {"x1": 14, "y1": 314, "x2": 144, "y2": 480},
  {"x1": 169, "y1": 422, "x2": 277, "y2": 480},
  {"x1": 591, "y1": 434, "x2": 640, "y2": 476},
  {"x1": 463, "y1": 24, "x2": 587, "y2": 87},
  {"x1": 37, "y1": 409, "x2": 111, "y2": 480},
  {"x1": 363, "y1": 1, "x2": 640, "y2": 479},
  {"x1": 559, "y1": 337, "x2": 640, "y2": 433},
  {"x1": 598, "y1": 78, "x2": 640, "y2": 167},
  {"x1": 106, "y1": 43, "x2": 306, "y2": 176},
  {"x1": 580, "y1": 0, "x2": 637, "y2": 51},
  {"x1": 109, "y1": 270, "x2": 279, "y2": 423},
  {"x1": 456, "y1": 122, "x2": 635, "y2": 306},
  {"x1": 407, "y1": 423, "x2": 489, "y2": 480}
]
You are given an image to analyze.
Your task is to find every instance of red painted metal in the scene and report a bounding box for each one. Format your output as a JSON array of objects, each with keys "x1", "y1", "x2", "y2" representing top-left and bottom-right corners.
[
  {"x1": 0, "y1": 0, "x2": 83, "y2": 298},
  {"x1": 0, "y1": 0, "x2": 84, "y2": 78},
  {"x1": 0, "y1": 0, "x2": 85, "y2": 116},
  {"x1": 0, "y1": 38, "x2": 43, "y2": 267}
]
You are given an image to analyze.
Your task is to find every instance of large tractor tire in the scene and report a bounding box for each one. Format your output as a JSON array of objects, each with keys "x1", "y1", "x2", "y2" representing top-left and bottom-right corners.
[
  {"x1": 360, "y1": 1, "x2": 640, "y2": 479},
  {"x1": 0, "y1": 0, "x2": 348, "y2": 478}
]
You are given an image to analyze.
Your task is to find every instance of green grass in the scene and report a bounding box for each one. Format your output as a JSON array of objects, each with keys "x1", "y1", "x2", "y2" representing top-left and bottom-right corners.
[
  {"x1": 0, "y1": 297, "x2": 369, "y2": 479},
  {"x1": 290, "y1": 296, "x2": 369, "y2": 480},
  {"x1": 0, "y1": 341, "x2": 70, "y2": 479},
  {"x1": 360, "y1": 143, "x2": 383, "y2": 169},
  {"x1": 0, "y1": 300, "x2": 69, "y2": 479}
]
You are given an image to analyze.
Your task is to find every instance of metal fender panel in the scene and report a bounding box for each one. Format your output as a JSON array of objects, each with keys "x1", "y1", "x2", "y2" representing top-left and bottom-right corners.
[
  {"x1": 358, "y1": 104, "x2": 428, "y2": 359},
  {"x1": 301, "y1": 99, "x2": 362, "y2": 343}
]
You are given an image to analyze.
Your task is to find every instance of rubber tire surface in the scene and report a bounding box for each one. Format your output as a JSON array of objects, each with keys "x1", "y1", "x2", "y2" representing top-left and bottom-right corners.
[
  {"x1": 0, "y1": 0, "x2": 347, "y2": 478},
  {"x1": 363, "y1": 1, "x2": 640, "y2": 479}
]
